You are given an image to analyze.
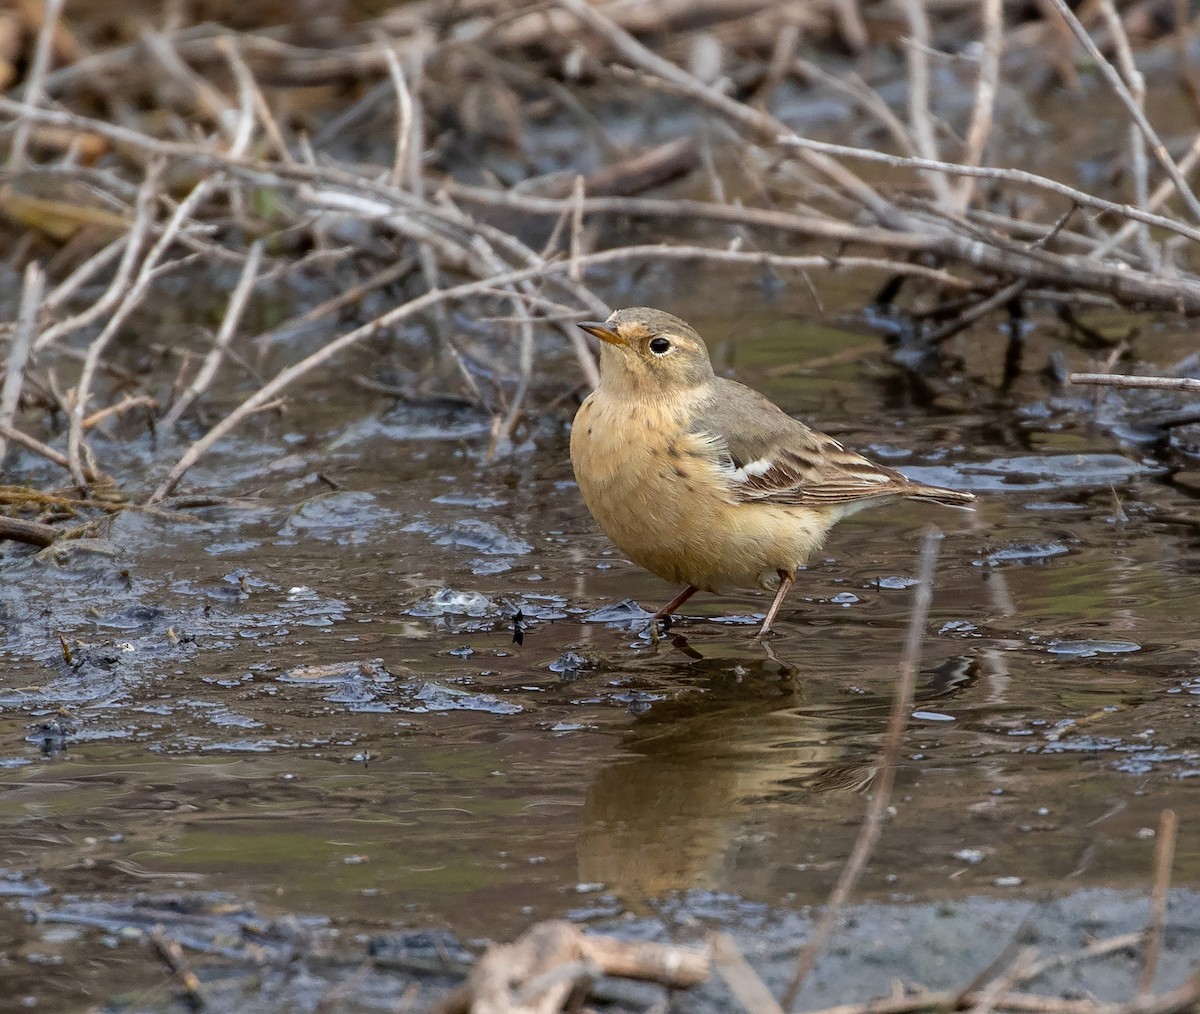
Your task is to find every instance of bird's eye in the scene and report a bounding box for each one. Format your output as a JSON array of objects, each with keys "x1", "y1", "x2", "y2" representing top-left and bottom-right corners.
[{"x1": 648, "y1": 337, "x2": 671, "y2": 355}]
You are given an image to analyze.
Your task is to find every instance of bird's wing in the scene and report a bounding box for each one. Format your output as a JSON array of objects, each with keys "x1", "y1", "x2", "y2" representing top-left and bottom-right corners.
[{"x1": 693, "y1": 379, "x2": 929, "y2": 508}]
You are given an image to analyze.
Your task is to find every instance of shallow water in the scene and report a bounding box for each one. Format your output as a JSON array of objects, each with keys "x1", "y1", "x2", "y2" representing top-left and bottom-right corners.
[{"x1": 3, "y1": 296, "x2": 1200, "y2": 1009}]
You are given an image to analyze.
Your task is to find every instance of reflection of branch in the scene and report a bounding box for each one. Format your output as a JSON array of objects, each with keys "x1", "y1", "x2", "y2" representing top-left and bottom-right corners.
[{"x1": 782, "y1": 528, "x2": 942, "y2": 1010}]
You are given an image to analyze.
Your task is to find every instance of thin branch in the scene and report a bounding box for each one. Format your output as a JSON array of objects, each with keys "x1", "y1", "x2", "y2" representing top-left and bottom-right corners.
[
  {"x1": 161, "y1": 240, "x2": 263, "y2": 430},
  {"x1": 953, "y1": 0, "x2": 1003, "y2": 213},
  {"x1": 68, "y1": 176, "x2": 217, "y2": 489},
  {"x1": 781, "y1": 528, "x2": 942, "y2": 1010},
  {"x1": 1139, "y1": 809, "x2": 1178, "y2": 1000},
  {"x1": 0, "y1": 262, "x2": 46, "y2": 469},
  {"x1": 1069, "y1": 373, "x2": 1200, "y2": 393},
  {"x1": 902, "y1": 0, "x2": 955, "y2": 208},
  {"x1": 8, "y1": 0, "x2": 65, "y2": 168},
  {"x1": 378, "y1": 35, "x2": 415, "y2": 191},
  {"x1": 1045, "y1": 0, "x2": 1200, "y2": 224}
]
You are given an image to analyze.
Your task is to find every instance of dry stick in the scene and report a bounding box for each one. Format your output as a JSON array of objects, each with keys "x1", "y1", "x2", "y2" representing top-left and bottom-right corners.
[
  {"x1": 83, "y1": 394, "x2": 159, "y2": 431},
  {"x1": 8, "y1": 0, "x2": 65, "y2": 168},
  {"x1": 496, "y1": 298, "x2": 535, "y2": 449},
  {"x1": 552, "y1": 0, "x2": 896, "y2": 224},
  {"x1": 0, "y1": 262, "x2": 46, "y2": 470},
  {"x1": 142, "y1": 28, "x2": 238, "y2": 141},
  {"x1": 569, "y1": 174, "x2": 586, "y2": 282},
  {"x1": 150, "y1": 926, "x2": 206, "y2": 1012},
  {"x1": 1045, "y1": 0, "x2": 1200, "y2": 224},
  {"x1": 0, "y1": 422, "x2": 104, "y2": 482},
  {"x1": 0, "y1": 515, "x2": 58, "y2": 548},
  {"x1": 953, "y1": 0, "x2": 1003, "y2": 213},
  {"x1": 712, "y1": 933, "x2": 786, "y2": 1014},
  {"x1": 781, "y1": 528, "x2": 942, "y2": 1011},
  {"x1": 161, "y1": 240, "x2": 262, "y2": 430},
  {"x1": 1069, "y1": 373, "x2": 1200, "y2": 393},
  {"x1": 1098, "y1": 0, "x2": 1155, "y2": 267},
  {"x1": 5, "y1": 95, "x2": 1199, "y2": 258},
  {"x1": 1138, "y1": 809, "x2": 1178, "y2": 1000},
  {"x1": 1091, "y1": 132, "x2": 1200, "y2": 260},
  {"x1": 254, "y1": 257, "x2": 415, "y2": 347},
  {"x1": 967, "y1": 947, "x2": 1039, "y2": 1014},
  {"x1": 901, "y1": 0, "x2": 955, "y2": 209},
  {"x1": 35, "y1": 169, "x2": 162, "y2": 353},
  {"x1": 43, "y1": 236, "x2": 127, "y2": 311},
  {"x1": 219, "y1": 37, "x2": 293, "y2": 165},
  {"x1": 68, "y1": 176, "x2": 217, "y2": 489},
  {"x1": 2, "y1": 94, "x2": 1200, "y2": 278},
  {"x1": 794, "y1": 58, "x2": 917, "y2": 158},
  {"x1": 145, "y1": 247, "x2": 970, "y2": 504},
  {"x1": 378, "y1": 36, "x2": 414, "y2": 191}
]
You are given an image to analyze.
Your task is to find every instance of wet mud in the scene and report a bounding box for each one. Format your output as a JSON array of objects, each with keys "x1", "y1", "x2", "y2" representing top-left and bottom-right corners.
[{"x1": 3, "y1": 293, "x2": 1200, "y2": 1009}]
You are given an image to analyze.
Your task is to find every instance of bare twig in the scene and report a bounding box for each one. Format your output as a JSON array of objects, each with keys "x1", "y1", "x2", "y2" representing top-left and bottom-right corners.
[
  {"x1": 378, "y1": 36, "x2": 415, "y2": 191},
  {"x1": 1139, "y1": 809, "x2": 1178, "y2": 1000},
  {"x1": 1045, "y1": 0, "x2": 1200, "y2": 224},
  {"x1": 68, "y1": 175, "x2": 216, "y2": 489},
  {"x1": 902, "y1": 0, "x2": 955, "y2": 208},
  {"x1": 150, "y1": 926, "x2": 206, "y2": 1011},
  {"x1": 0, "y1": 423, "x2": 105, "y2": 483},
  {"x1": 782, "y1": 528, "x2": 942, "y2": 1010},
  {"x1": 713, "y1": 934, "x2": 786, "y2": 1014},
  {"x1": 0, "y1": 262, "x2": 46, "y2": 469},
  {"x1": 35, "y1": 169, "x2": 162, "y2": 353},
  {"x1": 953, "y1": 0, "x2": 1003, "y2": 213},
  {"x1": 162, "y1": 241, "x2": 263, "y2": 430},
  {"x1": 8, "y1": 0, "x2": 65, "y2": 168},
  {"x1": 1069, "y1": 374, "x2": 1200, "y2": 393},
  {"x1": 1098, "y1": 0, "x2": 1155, "y2": 265}
]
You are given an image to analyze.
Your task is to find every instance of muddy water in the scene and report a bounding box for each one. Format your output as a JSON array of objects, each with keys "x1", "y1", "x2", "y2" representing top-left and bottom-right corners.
[{"x1": 3, "y1": 284, "x2": 1200, "y2": 1008}]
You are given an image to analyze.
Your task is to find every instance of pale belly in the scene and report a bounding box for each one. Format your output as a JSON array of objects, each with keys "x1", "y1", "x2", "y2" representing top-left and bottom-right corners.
[{"x1": 570, "y1": 393, "x2": 831, "y2": 592}]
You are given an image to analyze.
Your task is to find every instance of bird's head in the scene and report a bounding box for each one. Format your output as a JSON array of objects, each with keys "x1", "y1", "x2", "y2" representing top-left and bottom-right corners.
[{"x1": 578, "y1": 307, "x2": 715, "y2": 394}]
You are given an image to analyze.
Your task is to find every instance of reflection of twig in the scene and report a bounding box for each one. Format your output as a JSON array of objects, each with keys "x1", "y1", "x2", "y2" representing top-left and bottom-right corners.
[
  {"x1": 782, "y1": 527, "x2": 942, "y2": 1010},
  {"x1": 1139, "y1": 809, "x2": 1178, "y2": 1000},
  {"x1": 1069, "y1": 373, "x2": 1200, "y2": 393}
]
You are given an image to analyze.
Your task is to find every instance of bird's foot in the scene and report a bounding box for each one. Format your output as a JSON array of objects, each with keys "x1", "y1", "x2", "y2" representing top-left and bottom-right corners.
[{"x1": 642, "y1": 613, "x2": 673, "y2": 643}]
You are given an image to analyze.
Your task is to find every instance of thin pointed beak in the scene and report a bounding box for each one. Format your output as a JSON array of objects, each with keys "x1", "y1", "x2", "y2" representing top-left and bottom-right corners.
[{"x1": 578, "y1": 320, "x2": 627, "y2": 347}]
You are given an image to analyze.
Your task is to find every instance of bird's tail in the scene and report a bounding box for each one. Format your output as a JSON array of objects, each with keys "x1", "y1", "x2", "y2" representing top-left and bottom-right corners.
[{"x1": 906, "y1": 484, "x2": 977, "y2": 510}]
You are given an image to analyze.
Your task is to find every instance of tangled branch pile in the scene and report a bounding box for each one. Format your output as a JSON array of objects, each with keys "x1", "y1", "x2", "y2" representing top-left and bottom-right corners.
[{"x1": 0, "y1": 0, "x2": 1198, "y2": 541}]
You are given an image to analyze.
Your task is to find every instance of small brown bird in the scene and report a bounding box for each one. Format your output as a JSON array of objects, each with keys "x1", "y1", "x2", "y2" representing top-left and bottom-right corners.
[{"x1": 570, "y1": 307, "x2": 975, "y2": 639}]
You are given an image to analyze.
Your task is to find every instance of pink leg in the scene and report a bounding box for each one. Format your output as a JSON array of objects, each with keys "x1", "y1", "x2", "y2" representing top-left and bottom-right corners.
[
  {"x1": 757, "y1": 570, "x2": 795, "y2": 640},
  {"x1": 653, "y1": 585, "x2": 699, "y2": 628}
]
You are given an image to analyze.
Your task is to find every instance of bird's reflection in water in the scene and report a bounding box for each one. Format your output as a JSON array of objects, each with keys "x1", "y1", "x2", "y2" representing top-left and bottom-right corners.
[{"x1": 577, "y1": 642, "x2": 979, "y2": 902}]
